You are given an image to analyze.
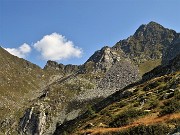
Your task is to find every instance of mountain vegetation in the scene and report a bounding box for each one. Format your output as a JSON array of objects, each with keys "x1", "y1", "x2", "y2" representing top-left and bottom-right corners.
[
  {"x1": 0, "y1": 21, "x2": 180, "y2": 135},
  {"x1": 54, "y1": 54, "x2": 180, "y2": 134}
]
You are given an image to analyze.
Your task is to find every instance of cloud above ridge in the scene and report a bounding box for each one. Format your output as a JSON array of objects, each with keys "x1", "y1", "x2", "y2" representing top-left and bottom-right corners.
[
  {"x1": 4, "y1": 43, "x2": 31, "y2": 58},
  {"x1": 33, "y1": 33, "x2": 83, "y2": 61}
]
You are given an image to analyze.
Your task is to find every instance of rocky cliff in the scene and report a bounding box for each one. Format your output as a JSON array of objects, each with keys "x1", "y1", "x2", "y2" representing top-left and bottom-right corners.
[
  {"x1": 83, "y1": 46, "x2": 126, "y2": 73},
  {"x1": 44, "y1": 60, "x2": 81, "y2": 75}
]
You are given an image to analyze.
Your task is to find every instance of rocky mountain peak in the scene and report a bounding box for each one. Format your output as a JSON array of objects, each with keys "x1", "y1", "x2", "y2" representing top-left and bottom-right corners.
[
  {"x1": 146, "y1": 21, "x2": 164, "y2": 28},
  {"x1": 113, "y1": 21, "x2": 180, "y2": 74},
  {"x1": 84, "y1": 46, "x2": 125, "y2": 73},
  {"x1": 44, "y1": 60, "x2": 80, "y2": 75},
  {"x1": 44, "y1": 60, "x2": 64, "y2": 70},
  {"x1": 134, "y1": 21, "x2": 163, "y2": 36},
  {"x1": 134, "y1": 21, "x2": 176, "y2": 39},
  {"x1": 85, "y1": 46, "x2": 112, "y2": 63}
]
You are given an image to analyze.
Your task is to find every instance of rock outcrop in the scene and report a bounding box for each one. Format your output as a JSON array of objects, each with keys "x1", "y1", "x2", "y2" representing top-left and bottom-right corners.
[
  {"x1": 98, "y1": 59, "x2": 140, "y2": 91},
  {"x1": 44, "y1": 60, "x2": 80, "y2": 75},
  {"x1": 83, "y1": 46, "x2": 126, "y2": 73}
]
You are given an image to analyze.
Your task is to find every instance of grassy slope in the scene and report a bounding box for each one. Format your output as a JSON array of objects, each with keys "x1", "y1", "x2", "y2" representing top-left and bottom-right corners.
[
  {"x1": 0, "y1": 47, "x2": 108, "y2": 134},
  {"x1": 0, "y1": 47, "x2": 51, "y2": 131},
  {"x1": 138, "y1": 59, "x2": 161, "y2": 76},
  {"x1": 80, "y1": 113, "x2": 180, "y2": 134},
  {"x1": 58, "y1": 71, "x2": 180, "y2": 135}
]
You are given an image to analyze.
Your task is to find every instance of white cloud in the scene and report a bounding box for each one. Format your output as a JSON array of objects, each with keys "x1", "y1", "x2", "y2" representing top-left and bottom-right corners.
[
  {"x1": 4, "y1": 43, "x2": 31, "y2": 58},
  {"x1": 33, "y1": 33, "x2": 83, "y2": 61}
]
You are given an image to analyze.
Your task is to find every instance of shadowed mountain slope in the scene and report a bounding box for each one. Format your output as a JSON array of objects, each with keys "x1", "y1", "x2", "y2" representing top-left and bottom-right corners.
[{"x1": 54, "y1": 54, "x2": 180, "y2": 135}]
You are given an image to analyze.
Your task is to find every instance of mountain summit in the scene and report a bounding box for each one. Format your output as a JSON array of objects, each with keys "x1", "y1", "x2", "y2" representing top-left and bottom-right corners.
[
  {"x1": 134, "y1": 21, "x2": 168, "y2": 36},
  {"x1": 113, "y1": 21, "x2": 180, "y2": 74}
]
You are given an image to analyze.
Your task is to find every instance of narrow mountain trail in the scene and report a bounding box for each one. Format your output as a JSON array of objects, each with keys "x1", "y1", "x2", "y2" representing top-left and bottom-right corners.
[{"x1": 78, "y1": 113, "x2": 180, "y2": 135}]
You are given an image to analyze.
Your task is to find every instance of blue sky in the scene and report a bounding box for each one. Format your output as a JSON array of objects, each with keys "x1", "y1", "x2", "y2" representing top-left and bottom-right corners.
[{"x1": 0, "y1": 0, "x2": 180, "y2": 68}]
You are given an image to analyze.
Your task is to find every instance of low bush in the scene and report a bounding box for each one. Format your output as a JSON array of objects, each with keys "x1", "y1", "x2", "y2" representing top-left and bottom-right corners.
[
  {"x1": 148, "y1": 99, "x2": 159, "y2": 109},
  {"x1": 159, "y1": 98, "x2": 180, "y2": 116},
  {"x1": 109, "y1": 109, "x2": 146, "y2": 127}
]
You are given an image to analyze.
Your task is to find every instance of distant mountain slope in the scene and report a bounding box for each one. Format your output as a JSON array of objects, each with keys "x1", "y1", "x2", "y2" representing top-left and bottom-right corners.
[
  {"x1": 17, "y1": 46, "x2": 140, "y2": 135},
  {"x1": 16, "y1": 22, "x2": 180, "y2": 135},
  {"x1": 55, "y1": 22, "x2": 180, "y2": 135},
  {"x1": 54, "y1": 54, "x2": 180, "y2": 135}
]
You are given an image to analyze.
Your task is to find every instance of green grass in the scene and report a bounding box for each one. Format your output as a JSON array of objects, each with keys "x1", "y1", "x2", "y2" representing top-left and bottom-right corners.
[
  {"x1": 138, "y1": 59, "x2": 161, "y2": 76},
  {"x1": 160, "y1": 90, "x2": 180, "y2": 116}
]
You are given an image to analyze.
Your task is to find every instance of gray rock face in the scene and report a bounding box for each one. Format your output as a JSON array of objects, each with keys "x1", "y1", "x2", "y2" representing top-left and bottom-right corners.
[
  {"x1": 98, "y1": 60, "x2": 140, "y2": 91},
  {"x1": 19, "y1": 103, "x2": 60, "y2": 135},
  {"x1": 84, "y1": 46, "x2": 125, "y2": 73},
  {"x1": 44, "y1": 60, "x2": 80, "y2": 75},
  {"x1": 73, "y1": 60, "x2": 140, "y2": 102},
  {"x1": 19, "y1": 107, "x2": 39, "y2": 135},
  {"x1": 44, "y1": 61, "x2": 64, "y2": 71}
]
